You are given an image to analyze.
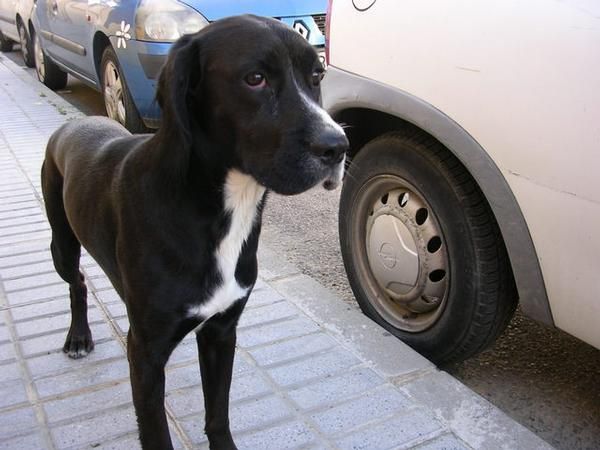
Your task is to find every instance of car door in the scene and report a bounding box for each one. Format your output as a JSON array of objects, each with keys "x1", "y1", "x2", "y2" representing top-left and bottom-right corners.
[{"x1": 44, "y1": 0, "x2": 94, "y2": 81}]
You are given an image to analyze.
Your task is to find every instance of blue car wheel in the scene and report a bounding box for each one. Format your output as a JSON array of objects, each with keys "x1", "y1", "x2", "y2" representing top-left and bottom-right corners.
[{"x1": 101, "y1": 46, "x2": 148, "y2": 133}]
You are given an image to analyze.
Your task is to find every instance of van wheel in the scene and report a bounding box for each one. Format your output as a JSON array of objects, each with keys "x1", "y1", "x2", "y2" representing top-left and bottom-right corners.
[
  {"x1": 339, "y1": 131, "x2": 517, "y2": 365},
  {"x1": 33, "y1": 30, "x2": 68, "y2": 90}
]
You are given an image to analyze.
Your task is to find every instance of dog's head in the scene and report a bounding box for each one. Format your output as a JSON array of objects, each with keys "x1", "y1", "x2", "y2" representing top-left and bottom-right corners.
[{"x1": 156, "y1": 14, "x2": 348, "y2": 195}]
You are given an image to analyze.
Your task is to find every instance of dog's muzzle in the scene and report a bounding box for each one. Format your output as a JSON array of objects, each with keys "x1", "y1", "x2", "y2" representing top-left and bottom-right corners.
[{"x1": 310, "y1": 125, "x2": 349, "y2": 190}]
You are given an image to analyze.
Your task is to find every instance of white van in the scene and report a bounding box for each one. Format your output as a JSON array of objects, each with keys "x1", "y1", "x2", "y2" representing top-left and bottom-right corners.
[{"x1": 323, "y1": 0, "x2": 600, "y2": 364}]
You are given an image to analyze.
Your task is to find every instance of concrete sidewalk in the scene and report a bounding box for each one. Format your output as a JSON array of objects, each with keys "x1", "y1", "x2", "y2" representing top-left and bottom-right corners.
[{"x1": 0, "y1": 54, "x2": 552, "y2": 450}]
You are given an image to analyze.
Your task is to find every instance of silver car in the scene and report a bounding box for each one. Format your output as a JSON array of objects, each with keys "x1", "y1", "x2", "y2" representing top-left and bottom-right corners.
[{"x1": 0, "y1": 0, "x2": 35, "y2": 67}]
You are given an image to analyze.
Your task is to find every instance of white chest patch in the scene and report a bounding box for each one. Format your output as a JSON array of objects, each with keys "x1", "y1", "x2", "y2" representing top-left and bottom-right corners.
[{"x1": 188, "y1": 170, "x2": 265, "y2": 321}]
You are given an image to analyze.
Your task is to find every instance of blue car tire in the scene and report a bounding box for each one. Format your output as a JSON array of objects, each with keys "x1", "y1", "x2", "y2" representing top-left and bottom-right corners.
[{"x1": 100, "y1": 46, "x2": 147, "y2": 133}]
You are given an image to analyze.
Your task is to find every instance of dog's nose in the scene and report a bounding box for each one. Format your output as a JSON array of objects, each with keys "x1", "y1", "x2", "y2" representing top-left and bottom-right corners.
[{"x1": 310, "y1": 129, "x2": 349, "y2": 165}]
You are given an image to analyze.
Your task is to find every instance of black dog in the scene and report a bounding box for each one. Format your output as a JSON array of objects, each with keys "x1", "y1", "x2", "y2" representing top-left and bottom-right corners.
[{"x1": 41, "y1": 15, "x2": 347, "y2": 450}]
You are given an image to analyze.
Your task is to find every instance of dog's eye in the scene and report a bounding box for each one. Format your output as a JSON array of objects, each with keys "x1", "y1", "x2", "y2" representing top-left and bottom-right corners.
[
  {"x1": 245, "y1": 72, "x2": 266, "y2": 88},
  {"x1": 311, "y1": 70, "x2": 325, "y2": 87}
]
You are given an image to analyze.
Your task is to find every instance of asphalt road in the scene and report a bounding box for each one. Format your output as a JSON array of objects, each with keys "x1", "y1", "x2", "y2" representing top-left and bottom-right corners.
[{"x1": 5, "y1": 49, "x2": 599, "y2": 450}]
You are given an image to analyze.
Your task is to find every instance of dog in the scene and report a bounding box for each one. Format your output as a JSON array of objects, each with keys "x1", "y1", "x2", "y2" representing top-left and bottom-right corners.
[{"x1": 41, "y1": 14, "x2": 348, "y2": 450}]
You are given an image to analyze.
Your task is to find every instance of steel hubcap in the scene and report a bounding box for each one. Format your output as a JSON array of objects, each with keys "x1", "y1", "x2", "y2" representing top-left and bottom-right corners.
[
  {"x1": 34, "y1": 34, "x2": 45, "y2": 81},
  {"x1": 18, "y1": 25, "x2": 28, "y2": 60},
  {"x1": 103, "y1": 61, "x2": 126, "y2": 125},
  {"x1": 357, "y1": 176, "x2": 450, "y2": 332}
]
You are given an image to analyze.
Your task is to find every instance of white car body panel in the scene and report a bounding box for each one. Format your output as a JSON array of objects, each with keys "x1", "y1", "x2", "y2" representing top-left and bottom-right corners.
[{"x1": 327, "y1": 0, "x2": 600, "y2": 348}]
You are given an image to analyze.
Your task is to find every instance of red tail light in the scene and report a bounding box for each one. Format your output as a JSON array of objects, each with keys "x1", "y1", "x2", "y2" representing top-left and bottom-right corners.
[{"x1": 325, "y1": 0, "x2": 333, "y2": 65}]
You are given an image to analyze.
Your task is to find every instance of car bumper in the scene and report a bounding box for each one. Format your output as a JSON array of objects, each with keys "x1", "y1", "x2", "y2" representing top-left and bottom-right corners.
[{"x1": 108, "y1": 37, "x2": 170, "y2": 128}]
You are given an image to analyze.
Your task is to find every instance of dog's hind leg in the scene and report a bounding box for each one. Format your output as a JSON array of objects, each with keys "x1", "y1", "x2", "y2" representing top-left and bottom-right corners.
[{"x1": 41, "y1": 160, "x2": 94, "y2": 359}]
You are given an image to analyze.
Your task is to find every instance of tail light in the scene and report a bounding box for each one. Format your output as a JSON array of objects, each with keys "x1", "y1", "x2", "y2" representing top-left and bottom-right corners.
[{"x1": 325, "y1": 0, "x2": 333, "y2": 65}]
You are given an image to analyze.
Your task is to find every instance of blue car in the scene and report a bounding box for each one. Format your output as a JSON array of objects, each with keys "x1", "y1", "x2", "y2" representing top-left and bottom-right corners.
[{"x1": 32, "y1": 0, "x2": 327, "y2": 132}]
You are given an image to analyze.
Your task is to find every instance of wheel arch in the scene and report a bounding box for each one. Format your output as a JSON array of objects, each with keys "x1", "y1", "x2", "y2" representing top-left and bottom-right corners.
[
  {"x1": 92, "y1": 31, "x2": 111, "y2": 83},
  {"x1": 322, "y1": 67, "x2": 554, "y2": 326}
]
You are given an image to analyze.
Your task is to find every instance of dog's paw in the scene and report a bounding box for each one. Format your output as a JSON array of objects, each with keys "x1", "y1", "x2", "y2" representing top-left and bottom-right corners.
[{"x1": 63, "y1": 332, "x2": 95, "y2": 359}]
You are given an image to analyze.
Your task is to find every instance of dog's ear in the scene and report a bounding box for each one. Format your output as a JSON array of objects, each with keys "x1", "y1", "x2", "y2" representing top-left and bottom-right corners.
[{"x1": 156, "y1": 34, "x2": 203, "y2": 151}]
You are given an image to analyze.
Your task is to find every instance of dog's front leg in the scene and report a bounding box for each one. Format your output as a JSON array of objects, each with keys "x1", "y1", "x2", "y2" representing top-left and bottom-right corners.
[
  {"x1": 127, "y1": 329, "x2": 174, "y2": 450},
  {"x1": 196, "y1": 308, "x2": 244, "y2": 450}
]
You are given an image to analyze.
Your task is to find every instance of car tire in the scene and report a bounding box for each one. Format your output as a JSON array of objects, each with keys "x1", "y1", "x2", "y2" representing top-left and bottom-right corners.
[
  {"x1": 0, "y1": 31, "x2": 14, "y2": 52},
  {"x1": 33, "y1": 30, "x2": 68, "y2": 90},
  {"x1": 339, "y1": 131, "x2": 517, "y2": 365},
  {"x1": 18, "y1": 21, "x2": 35, "y2": 68},
  {"x1": 100, "y1": 46, "x2": 148, "y2": 133}
]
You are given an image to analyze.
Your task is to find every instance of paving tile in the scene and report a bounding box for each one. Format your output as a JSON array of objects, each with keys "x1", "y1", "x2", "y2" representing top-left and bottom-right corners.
[
  {"x1": 83, "y1": 264, "x2": 107, "y2": 278},
  {"x1": 287, "y1": 367, "x2": 385, "y2": 411},
  {"x1": 2, "y1": 271, "x2": 63, "y2": 292},
  {"x1": 247, "y1": 332, "x2": 337, "y2": 367},
  {"x1": 167, "y1": 340, "x2": 198, "y2": 366},
  {"x1": 34, "y1": 357, "x2": 130, "y2": 398},
  {"x1": 177, "y1": 414, "x2": 209, "y2": 446},
  {"x1": 165, "y1": 362, "x2": 202, "y2": 392},
  {"x1": 238, "y1": 300, "x2": 299, "y2": 329},
  {"x1": 6, "y1": 282, "x2": 67, "y2": 305},
  {"x1": 9, "y1": 295, "x2": 70, "y2": 321},
  {"x1": 166, "y1": 385, "x2": 204, "y2": 419},
  {"x1": 15, "y1": 307, "x2": 104, "y2": 338},
  {"x1": 21, "y1": 321, "x2": 113, "y2": 357},
  {"x1": 0, "y1": 361, "x2": 21, "y2": 382},
  {"x1": 27, "y1": 339, "x2": 125, "y2": 378},
  {"x1": 335, "y1": 409, "x2": 444, "y2": 449},
  {"x1": 89, "y1": 275, "x2": 114, "y2": 290},
  {"x1": 105, "y1": 301, "x2": 127, "y2": 319},
  {"x1": 0, "y1": 406, "x2": 38, "y2": 440},
  {"x1": 0, "y1": 187, "x2": 32, "y2": 199},
  {"x1": 115, "y1": 316, "x2": 130, "y2": 334},
  {"x1": 0, "y1": 377, "x2": 28, "y2": 409},
  {"x1": 229, "y1": 395, "x2": 295, "y2": 433},
  {"x1": 0, "y1": 260, "x2": 56, "y2": 278},
  {"x1": 50, "y1": 405, "x2": 137, "y2": 449},
  {"x1": 246, "y1": 285, "x2": 286, "y2": 308},
  {"x1": 0, "y1": 432, "x2": 46, "y2": 450},
  {"x1": 310, "y1": 385, "x2": 414, "y2": 436},
  {"x1": 0, "y1": 220, "x2": 48, "y2": 235},
  {"x1": 85, "y1": 433, "x2": 142, "y2": 450},
  {"x1": 94, "y1": 288, "x2": 122, "y2": 304},
  {"x1": 0, "y1": 250, "x2": 51, "y2": 268},
  {"x1": 0, "y1": 342, "x2": 16, "y2": 362},
  {"x1": 236, "y1": 420, "x2": 317, "y2": 450},
  {"x1": 43, "y1": 380, "x2": 132, "y2": 424},
  {"x1": 0, "y1": 194, "x2": 37, "y2": 206},
  {"x1": 0, "y1": 239, "x2": 49, "y2": 257},
  {"x1": 267, "y1": 347, "x2": 361, "y2": 387},
  {"x1": 0, "y1": 325, "x2": 9, "y2": 342},
  {"x1": 0, "y1": 202, "x2": 40, "y2": 214},
  {"x1": 180, "y1": 395, "x2": 294, "y2": 443},
  {"x1": 237, "y1": 316, "x2": 320, "y2": 348}
]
